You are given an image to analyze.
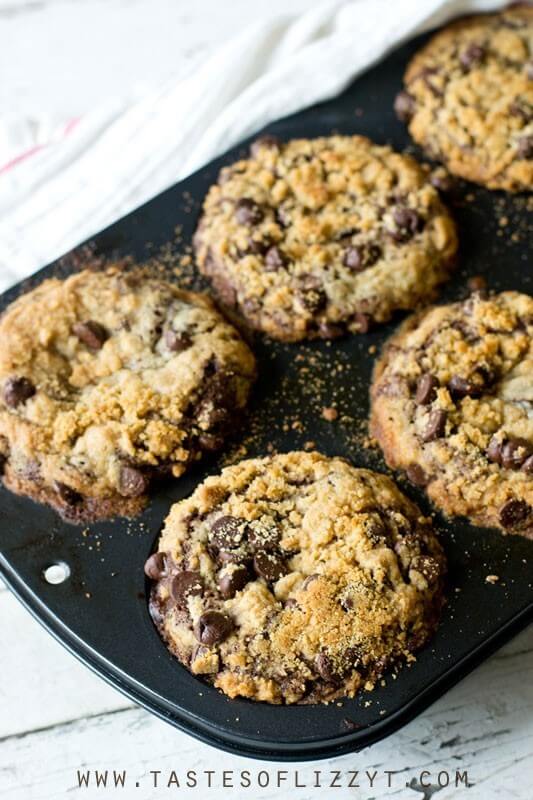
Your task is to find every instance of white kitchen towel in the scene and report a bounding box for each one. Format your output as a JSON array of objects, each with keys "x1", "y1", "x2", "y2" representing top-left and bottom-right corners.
[{"x1": 0, "y1": 0, "x2": 505, "y2": 291}]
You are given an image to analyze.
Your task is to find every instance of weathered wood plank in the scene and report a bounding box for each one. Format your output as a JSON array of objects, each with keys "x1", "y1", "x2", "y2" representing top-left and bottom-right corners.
[
  {"x1": 1, "y1": 626, "x2": 531, "y2": 800},
  {"x1": 0, "y1": 592, "x2": 131, "y2": 740}
]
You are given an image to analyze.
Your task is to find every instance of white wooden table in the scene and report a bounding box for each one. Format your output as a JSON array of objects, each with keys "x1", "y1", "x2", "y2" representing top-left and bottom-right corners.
[{"x1": 1, "y1": 2, "x2": 532, "y2": 798}]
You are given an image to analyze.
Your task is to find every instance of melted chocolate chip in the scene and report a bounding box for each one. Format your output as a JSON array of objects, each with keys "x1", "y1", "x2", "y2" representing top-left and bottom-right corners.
[
  {"x1": 144, "y1": 552, "x2": 167, "y2": 580},
  {"x1": 0, "y1": 453, "x2": 6, "y2": 475},
  {"x1": 165, "y1": 330, "x2": 192, "y2": 352},
  {"x1": 296, "y1": 274, "x2": 327, "y2": 313},
  {"x1": 53, "y1": 481, "x2": 82, "y2": 506},
  {"x1": 510, "y1": 101, "x2": 533, "y2": 123},
  {"x1": 210, "y1": 515, "x2": 247, "y2": 549},
  {"x1": 264, "y1": 245, "x2": 287, "y2": 271},
  {"x1": 394, "y1": 90, "x2": 416, "y2": 122},
  {"x1": 410, "y1": 555, "x2": 440, "y2": 585},
  {"x1": 253, "y1": 551, "x2": 288, "y2": 582},
  {"x1": 170, "y1": 570, "x2": 204, "y2": 607},
  {"x1": 315, "y1": 653, "x2": 341, "y2": 683},
  {"x1": 517, "y1": 135, "x2": 533, "y2": 160},
  {"x1": 522, "y1": 455, "x2": 533, "y2": 474},
  {"x1": 3, "y1": 377, "x2": 35, "y2": 408},
  {"x1": 499, "y1": 499, "x2": 531, "y2": 530},
  {"x1": 390, "y1": 206, "x2": 423, "y2": 242},
  {"x1": 245, "y1": 236, "x2": 271, "y2": 256},
  {"x1": 460, "y1": 43, "x2": 485, "y2": 70},
  {"x1": 415, "y1": 374, "x2": 438, "y2": 405},
  {"x1": 194, "y1": 611, "x2": 234, "y2": 646},
  {"x1": 422, "y1": 409, "x2": 447, "y2": 442},
  {"x1": 235, "y1": 198, "x2": 264, "y2": 226},
  {"x1": 318, "y1": 321, "x2": 345, "y2": 339},
  {"x1": 430, "y1": 172, "x2": 456, "y2": 194},
  {"x1": 118, "y1": 465, "x2": 149, "y2": 497},
  {"x1": 72, "y1": 320, "x2": 108, "y2": 350},
  {"x1": 406, "y1": 463, "x2": 429, "y2": 487},
  {"x1": 343, "y1": 244, "x2": 381, "y2": 272},
  {"x1": 354, "y1": 312, "x2": 372, "y2": 334},
  {"x1": 218, "y1": 565, "x2": 250, "y2": 599}
]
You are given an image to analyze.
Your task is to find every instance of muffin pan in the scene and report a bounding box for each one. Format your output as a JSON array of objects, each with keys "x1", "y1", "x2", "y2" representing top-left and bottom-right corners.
[{"x1": 0, "y1": 29, "x2": 532, "y2": 760}]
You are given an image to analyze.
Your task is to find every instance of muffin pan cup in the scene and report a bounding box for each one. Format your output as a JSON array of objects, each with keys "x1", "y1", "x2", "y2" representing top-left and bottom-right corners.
[{"x1": 1, "y1": 30, "x2": 532, "y2": 760}]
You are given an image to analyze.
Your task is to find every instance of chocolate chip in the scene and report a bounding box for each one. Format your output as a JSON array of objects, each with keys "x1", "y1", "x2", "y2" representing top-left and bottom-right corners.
[
  {"x1": 264, "y1": 245, "x2": 287, "y2": 271},
  {"x1": 430, "y1": 172, "x2": 456, "y2": 194},
  {"x1": 250, "y1": 135, "x2": 280, "y2": 157},
  {"x1": 415, "y1": 374, "x2": 438, "y2": 405},
  {"x1": 245, "y1": 236, "x2": 271, "y2": 256},
  {"x1": 276, "y1": 207, "x2": 291, "y2": 228},
  {"x1": 343, "y1": 244, "x2": 381, "y2": 272},
  {"x1": 217, "y1": 549, "x2": 250, "y2": 567},
  {"x1": 3, "y1": 377, "x2": 35, "y2": 408},
  {"x1": 354, "y1": 312, "x2": 372, "y2": 334},
  {"x1": 248, "y1": 522, "x2": 281, "y2": 552},
  {"x1": 460, "y1": 43, "x2": 485, "y2": 70},
  {"x1": 253, "y1": 551, "x2": 288, "y2": 582},
  {"x1": 487, "y1": 435, "x2": 504, "y2": 464},
  {"x1": 315, "y1": 653, "x2": 341, "y2": 683},
  {"x1": 410, "y1": 555, "x2": 440, "y2": 585},
  {"x1": 318, "y1": 321, "x2": 345, "y2": 339},
  {"x1": 144, "y1": 552, "x2": 167, "y2": 580},
  {"x1": 53, "y1": 481, "x2": 82, "y2": 506},
  {"x1": 391, "y1": 206, "x2": 423, "y2": 242},
  {"x1": 499, "y1": 499, "x2": 531, "y2": 529},
  {"x1": 448, "y1": 374, "x2": 484, "y2": 399},
  {"x1": 296, "y1": 274, "x2": 327, "y2": 312},
  {"x1": 194, "y1": 611, "x2": 234, "y2": 646},
  {"x1": 235, "y1": 198, "x2": 264, "y2": 226},
  {"x1": 406, "y1": 463, "x2": 429, "y2": 487},
  {"x1": 72, "y1": 320, "x2": 108, "y2": 350},
  {"x1": 165, "y1": 330, "x2": 192, "y2": 352},
  {"x1": 510, "y1": 101, "x2": 533, "y2": 123},
  {"x1": 467, "y1": 275, "x2": 488, "y2": 295},
  {"x1": 422, "y1": 409, "x2": 447, "y2": 442},
  {"x1": 522, "y1": 455, "x2": 533, "y2": 474},
  {"x1": 170, "y1": 570, "x2": 204, "y2": 607},
  {"x1": 218, "y1": 565, "x2": 250, "y2": 599},
  {"x1": 210, "y1": 515, "x2": 247, "y2": 549},
  {"x1": 501, "y1": 437, "x2": 532, "y2": 470},
  {"x1": 190, "y1": 644, "x2": 220, "y2": 673},
  {"x1": 394, "y1": 90, "x2": 416, "y2": 122},
  {"x1": 0, "y1": 453, "x2": 6, "y2": 475},
  {"x1": 118, "y1": 465, "x2": 149, "y2": 497},
  {"x1": 517, "y1": 135, "x2": 533, "y2": 160}
]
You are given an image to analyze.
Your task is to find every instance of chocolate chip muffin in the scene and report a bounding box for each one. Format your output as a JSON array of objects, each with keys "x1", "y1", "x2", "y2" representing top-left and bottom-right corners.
[
  {"x1": 147, "y1": 451, "x2": 446, "y2": 704},
  {"x1": 371, "y1": 291, "x2": 533, "y2": 537},
  {"x1": 194, "y1": 135, "x2": 458, "y2": 341},
  {"x1": 395, "y1": 6, "x2": 533, "y2": 191},
  {"x1": 0, "y1": 268, "x2": 255, "y2": 522}
]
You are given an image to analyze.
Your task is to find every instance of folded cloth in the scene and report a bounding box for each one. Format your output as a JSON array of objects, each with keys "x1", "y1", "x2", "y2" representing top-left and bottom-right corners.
[{"x1": 0, "y1": 0, "x2": 505, "y2": 291}]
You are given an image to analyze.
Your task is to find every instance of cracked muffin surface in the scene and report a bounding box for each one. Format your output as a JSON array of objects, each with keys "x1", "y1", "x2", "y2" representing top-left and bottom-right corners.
[
  {"x1": 371, "y1": 291, "x2": 533, "y2": 537},
  {"x1": 147, "y1": 451, "x2": 446, "y2": 704},
  {"x1": 395, "y1": 6, "x2": 533, "y2": 191},
  {"x1": 194, "y1": 135, "x2": 457, "y2": 342},
  {"x1": 0, "y1": 268, "x2": 255, "y2": 522}
]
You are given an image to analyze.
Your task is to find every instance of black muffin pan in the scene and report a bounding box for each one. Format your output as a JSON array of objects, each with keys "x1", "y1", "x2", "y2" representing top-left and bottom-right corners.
[{"x1": 0, "y1": 30, "x2": 532, "y2": 761}]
